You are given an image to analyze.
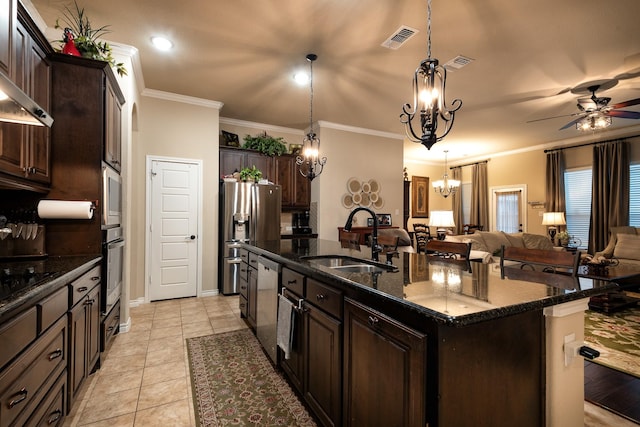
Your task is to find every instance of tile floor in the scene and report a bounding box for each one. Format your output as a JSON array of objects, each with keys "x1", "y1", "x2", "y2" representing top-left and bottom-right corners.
[{"x1": 62, "y1": 295, "x2": 634, "y2": 427}]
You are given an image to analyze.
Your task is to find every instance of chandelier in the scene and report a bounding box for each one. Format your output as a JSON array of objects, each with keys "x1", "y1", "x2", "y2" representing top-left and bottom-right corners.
[
  {"x1": 400, "y1": 0, "x2": 462, "y2": 150},
  {"x1": 296, "y1": 54, "x2": 327, "y2": 181},
  {"x1": 576, "y1": 113, "x2": 612, "y2": 131},
  {"x1": 432, "y1": 150, "x2": 459, "y2": 198}
]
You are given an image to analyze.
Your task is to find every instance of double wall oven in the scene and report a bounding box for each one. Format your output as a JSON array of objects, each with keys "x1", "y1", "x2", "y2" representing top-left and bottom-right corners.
[{"x1": 101, "y1": 163, "x2": 124, "y2": 349}]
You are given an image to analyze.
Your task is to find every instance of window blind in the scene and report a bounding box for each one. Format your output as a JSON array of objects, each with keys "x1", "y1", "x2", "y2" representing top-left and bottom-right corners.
[
  {"x1": 630, "y1": 163, "x2": 640, "y2": 227},
  {"x1": 564, "y1": 168, "x2": 592, "y2": 249}
]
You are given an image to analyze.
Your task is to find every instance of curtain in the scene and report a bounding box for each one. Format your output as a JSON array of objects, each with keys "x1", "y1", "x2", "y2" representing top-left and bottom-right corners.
[
  {"x1": 589, "y1": 140, "x2": 629, "y2": 253},
  {"x1": 545, "y1": 151, "x2": 566, "y2": 212},
  {"x1": 451, "y1": 167, "x2": 463, "y2": 234},
  {"x1": 470, "y1": 162, "x2": 489, "y2": 230},
  {"x1": 495, "y1": 190, "x2": 522, "y2": 233}
]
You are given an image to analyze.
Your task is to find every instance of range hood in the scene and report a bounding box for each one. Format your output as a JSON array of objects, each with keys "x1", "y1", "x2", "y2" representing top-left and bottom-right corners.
[{"x1": 0, "y1": 72, "x2": 53, "y2": 127}]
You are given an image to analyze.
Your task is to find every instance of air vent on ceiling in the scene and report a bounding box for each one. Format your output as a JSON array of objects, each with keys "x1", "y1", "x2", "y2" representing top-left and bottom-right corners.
[
  {"x1": 381, "y1": 25, "x2": 419, "y2": 50},
  {"x1": 443, "y1": 55, "x2": 474, "y2": 71}
]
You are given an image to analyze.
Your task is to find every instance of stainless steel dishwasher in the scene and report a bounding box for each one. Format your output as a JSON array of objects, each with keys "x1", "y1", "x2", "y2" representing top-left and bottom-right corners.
[{"x1": 256, "y1": 256, "x2": 280, "y2": 363}]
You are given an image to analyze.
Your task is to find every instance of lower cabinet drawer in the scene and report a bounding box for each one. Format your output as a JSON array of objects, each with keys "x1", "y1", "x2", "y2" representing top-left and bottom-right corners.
[
  {"x1": 102, "y1": 301, "x2": 121, "y2": 353},
  {"x1": 239, "y1": 295, "x2": 248, "y2": 318},
  {"x1": 70, "y1": 265, "x2": 101, "y2": 307},
  {"x1": 16, "y1": 370, "x2": 66, "y2": 427},
  {"x1": 306, "y1": 278, "x2": 343, "y2": 319},
  {"x1": 0, "y1": 316, "x2": 67, "y2": 427},
  {"x1": 0, "y1": 307, "x2": 38, "y2": 370},
  {"x1": 38, "y1": 287, "x2": 69, "y2": 334}
]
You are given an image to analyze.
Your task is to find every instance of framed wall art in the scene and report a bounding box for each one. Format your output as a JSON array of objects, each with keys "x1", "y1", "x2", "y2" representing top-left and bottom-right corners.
[
  {"x1": 221, "y1": 130, "x2": 240, "y2": 147},
  {"x1": 411, "y1": 176, "x2": 429, "y2": 218}
]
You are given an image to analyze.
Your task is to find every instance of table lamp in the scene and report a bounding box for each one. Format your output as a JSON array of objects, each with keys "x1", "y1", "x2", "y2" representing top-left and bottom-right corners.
[
  {"x1": 541, "y1": 212, "x2": 566, "y2": 243},
  {"x1": 429, "y1": 210, "x2": 456, "y2": 240}
]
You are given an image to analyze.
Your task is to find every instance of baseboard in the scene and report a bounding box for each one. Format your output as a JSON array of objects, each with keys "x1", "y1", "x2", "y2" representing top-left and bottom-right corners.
[
  {"x1": 201, "y1": 289, "x2": 219, "y2": 297},
  {"x1": 119, "y1": 316, "x2": 131, "y2": 333},
  {"x1": 129, "y1": 297, "x2": 146, "y2": 307}
]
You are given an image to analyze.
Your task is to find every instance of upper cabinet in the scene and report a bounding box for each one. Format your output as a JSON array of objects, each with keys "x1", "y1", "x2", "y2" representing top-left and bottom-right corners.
[
  {"x1": 104, "y1": 81, "x2": 123, "y2": 172},
  {"x1": 0, "y1": 2, "x2": 52, "y2": 190},
  {"x1": 219, "y1": 147, "x2": 310, "y2": 210},
  {"x1": 0, "y1": 0, "x2": 15, "y2": 76}
]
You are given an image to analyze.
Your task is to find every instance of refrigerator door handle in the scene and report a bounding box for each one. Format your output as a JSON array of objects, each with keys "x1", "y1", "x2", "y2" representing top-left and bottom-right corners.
[{"x1": 226, "y1": 258, "x2": 242, "y2": 264}]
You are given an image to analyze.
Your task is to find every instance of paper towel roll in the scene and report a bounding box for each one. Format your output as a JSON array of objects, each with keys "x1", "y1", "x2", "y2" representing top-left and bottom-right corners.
[{"x1": 37, "y1": 200, "x2": 94, "y2": 220}]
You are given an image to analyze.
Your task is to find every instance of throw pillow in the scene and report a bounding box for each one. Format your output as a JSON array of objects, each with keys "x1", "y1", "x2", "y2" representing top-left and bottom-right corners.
[
  {"x1": 522, "y1": 233, "x2": 554, "y2": 250},
  {"x1": 613, "y1": 233, "x2": 640, "y2": 260},
  {"x1": 504, "y1": 232, "x2": 525, "y2": 248},
  {"x1": 462, "y1": 233, "x2": 489, "y2": 252},
  {"x1": 478, "y1": 231, "x2": 512, "y2": 255}
]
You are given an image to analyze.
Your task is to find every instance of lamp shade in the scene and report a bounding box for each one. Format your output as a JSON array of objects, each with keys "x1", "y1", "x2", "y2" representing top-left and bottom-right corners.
[
  {"x1": 429, "y1": 210, "x2": 456, "y2": 228},
  {"x1": 541, "y1": 212, "x2": 566, "y2": 226}
]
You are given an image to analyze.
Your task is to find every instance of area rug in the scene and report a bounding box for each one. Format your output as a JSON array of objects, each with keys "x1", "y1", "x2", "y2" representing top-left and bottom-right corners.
[
  {"x1": 584, "y1": 303, "x2": 640, "y2": 378},
  {"x1": 186, "y1": 329, "x2": 317, "y2": 426}
]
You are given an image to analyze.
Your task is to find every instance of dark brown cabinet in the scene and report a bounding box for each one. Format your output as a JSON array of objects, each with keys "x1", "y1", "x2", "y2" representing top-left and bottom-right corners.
[
  {"x1": 0, "y1": 0, "x2": 14, "y2": 76},
  {"x1": 239, "y1": 249, "x2": 258, "y2": 328},
  {"x1": 104, "y1": 81, "x2": 122, "y2": 171},
  {"x1": 0, "y1": 4, "x2": 51, "y2": 189},
  {"x1": 219, "y1": 147, "x2": 310, "y2": 210},
  {"x1": 279, "y1": 273, "x2": 342, "y2": 427},
  {"x1": 343, "y1": 298, "x2": 426, "y2": 427},
  {"x1": 68, "y1": 267, "x2": 101, "y2": 408}
]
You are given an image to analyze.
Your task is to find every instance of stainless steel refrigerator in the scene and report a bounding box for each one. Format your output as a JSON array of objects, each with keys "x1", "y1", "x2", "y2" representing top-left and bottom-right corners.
[{"x1": 219, "y1": 181, "x2": 281, "y2": 294}]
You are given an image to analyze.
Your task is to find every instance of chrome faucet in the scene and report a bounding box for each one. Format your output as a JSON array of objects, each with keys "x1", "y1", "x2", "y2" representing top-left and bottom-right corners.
[{"x1": 344, "y1": 207, "x2": 381, "y2": 262}]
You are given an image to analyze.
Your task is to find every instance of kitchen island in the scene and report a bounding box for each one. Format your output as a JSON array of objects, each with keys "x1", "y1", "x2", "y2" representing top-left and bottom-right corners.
[{"x1": 243, "y1": 238, "x2": 616, "y2": 427}]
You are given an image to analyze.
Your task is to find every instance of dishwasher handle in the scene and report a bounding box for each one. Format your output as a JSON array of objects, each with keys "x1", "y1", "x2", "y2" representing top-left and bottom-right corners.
[{"x1": 257, "y1": 255, "x2": 281, "y2": 272}]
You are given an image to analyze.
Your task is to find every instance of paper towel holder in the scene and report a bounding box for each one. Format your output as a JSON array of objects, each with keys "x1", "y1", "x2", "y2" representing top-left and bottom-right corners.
[{"x1": 37, "y1": 199, "x2": 98, "y2": 220}]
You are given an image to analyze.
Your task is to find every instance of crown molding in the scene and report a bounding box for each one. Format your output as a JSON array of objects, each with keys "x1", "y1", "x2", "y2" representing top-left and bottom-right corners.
[
  {"x1": 142, "y1": 89, "x2": 224, "y2": 109},
  {"x1": 317, "y1": 120, "x2": 404, "y2": 140},
  {"x1": 219, "y1": 117, "x2": 305, "y2": 135}
]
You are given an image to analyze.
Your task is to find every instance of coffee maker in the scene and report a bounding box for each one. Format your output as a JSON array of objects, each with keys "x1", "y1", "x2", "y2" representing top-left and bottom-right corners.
[{"x1": 292, "y1": 211, "x2": 312, "y2": 235}]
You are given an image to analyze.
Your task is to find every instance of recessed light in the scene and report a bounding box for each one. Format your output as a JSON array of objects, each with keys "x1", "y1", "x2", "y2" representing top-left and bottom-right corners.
[
  {"x1": 293, "y1": 71, "x2": 309, "y2": 85},
  {"x1": 151, "y1": 36, "x2": 173, "y2": 51}
]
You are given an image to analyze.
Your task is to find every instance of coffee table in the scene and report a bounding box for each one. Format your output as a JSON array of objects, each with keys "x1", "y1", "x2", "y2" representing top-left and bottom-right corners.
[{"x1": 579, "y1": 265, "x2": 640, "y2": 313}]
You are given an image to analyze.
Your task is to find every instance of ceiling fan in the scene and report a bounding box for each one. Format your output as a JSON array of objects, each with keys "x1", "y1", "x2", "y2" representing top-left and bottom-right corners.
[{"x1": 527, "y1": 79, "x2": 640, "y2": 131}]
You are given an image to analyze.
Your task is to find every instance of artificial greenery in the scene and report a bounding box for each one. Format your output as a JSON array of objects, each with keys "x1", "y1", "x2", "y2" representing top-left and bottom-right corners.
[
  {"x1": 54, "y1": 1, "x2": 128, "y2": 77},
  {"x1": 239, "y1": 165, "x2": 263, "y2": 181},
  {"x1": 242, "y1": 132, "x2": 288, "y2": 156}
]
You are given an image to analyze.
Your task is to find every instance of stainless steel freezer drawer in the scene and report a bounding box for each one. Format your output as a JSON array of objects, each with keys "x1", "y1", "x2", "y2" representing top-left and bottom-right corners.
[{"x1": 222, "y1": 258, "x2": 242, "y2": 294}]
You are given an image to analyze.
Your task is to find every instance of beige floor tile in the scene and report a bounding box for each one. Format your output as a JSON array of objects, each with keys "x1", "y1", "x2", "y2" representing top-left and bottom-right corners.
[
  {"x1": 133, "y1": 399, "x2": 193, "y2": 427},
  {"x1": 91, "y1": 369, "x2": 143, "y2": 396},
  {"x1": 142, "y1": 360, "x2": 186, "y2": 386},
  {"x1": 99, "y1": 353, "x2": 147, "y2": 375},
  {"x1": 137, "y1": 377, "x2": 189, "y2": 410},
  {"x1": 149, "y1": 325, "x2": 183, "y2": 340},
  {"x1": 128, "y1": 319, "x2": 152, "y2": 332},
  {"x1": 182, "y1": 321, "x2": 213, "y2": 335},
  {"x1": 151, "y1": 316, "x2": 182, "y2": 329},
  {"x1": 180, "y1": 311, "x2": 210, "y2": 324},
  {"x1": 112, "y1": 329, "x2": 151, "y2": 345},
  {"x1": 77, "y1": 387, "x2": 139, "y2": 425},
  {"x1": 106, "y1": 341, "x2": 148, "y2": 358},
  {"x1": 147, "y1": 334, "x2": 184, "y2": 352},
  {"x1": 76, "y1": 413, "x2": 136, "y2": 427},
  {"x1": 145, "y1": 345, "x2": 185, "y2": 367}
]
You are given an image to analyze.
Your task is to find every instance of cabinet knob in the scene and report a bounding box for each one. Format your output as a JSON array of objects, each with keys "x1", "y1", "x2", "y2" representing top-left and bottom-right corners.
[
  {"x1": 368, "y1": 315, "x2": 379, "y2": 326},
  {"x1": 316, "y1": 294, "x2": 325, "y2": 302},
  {"x1": 77, "y1": 286, "x2": 88, "y2": 292}
]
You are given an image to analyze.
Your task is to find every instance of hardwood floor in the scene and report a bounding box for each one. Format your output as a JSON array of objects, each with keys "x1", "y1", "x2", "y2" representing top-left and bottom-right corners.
[{"x1": 585, "y1": 360, "x2": 640, "y2": 424}]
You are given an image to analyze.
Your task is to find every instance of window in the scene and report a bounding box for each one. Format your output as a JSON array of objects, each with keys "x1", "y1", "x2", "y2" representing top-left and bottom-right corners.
[
  {"x1": 564, "y1": 168, "x2": 592, "y2": 249},
  {"x1": 461, "y1": 182, "x2": 471, "y2": 225},
  {"x1": 630, "y1": 163, "x2": 640, "y2": 226},
  {"x1": 490, "y1": 186, "x2": 526, "y2": 233}
]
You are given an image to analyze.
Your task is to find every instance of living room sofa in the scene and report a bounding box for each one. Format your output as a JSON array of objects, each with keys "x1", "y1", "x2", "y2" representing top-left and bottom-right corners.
[
  {"x1": 593, "y1": 226, "x2": 640, "y2": 267},
  {"x1": 447, "y1": 230, "x2": 554, "y2": 263}
]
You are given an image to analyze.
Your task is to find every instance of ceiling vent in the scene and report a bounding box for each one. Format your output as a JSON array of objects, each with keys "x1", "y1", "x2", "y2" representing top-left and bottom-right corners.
[
  {"x1": 443, "y1": 55, "x2": 474, "y2": 71},
  {"x1": 381, "y1": 25, "x2": 419, "y2": 50}
]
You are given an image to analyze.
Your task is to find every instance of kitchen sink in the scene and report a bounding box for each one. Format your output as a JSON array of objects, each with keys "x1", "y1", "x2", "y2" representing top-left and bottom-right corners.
[{"x1": 300, "y1": 255, "x2": 397, "y2": 273}]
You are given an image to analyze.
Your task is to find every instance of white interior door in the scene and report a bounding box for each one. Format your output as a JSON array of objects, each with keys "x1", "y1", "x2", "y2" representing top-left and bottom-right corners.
[{"x1": 149, "y1": 159, "x2": 200, "y2": 301}]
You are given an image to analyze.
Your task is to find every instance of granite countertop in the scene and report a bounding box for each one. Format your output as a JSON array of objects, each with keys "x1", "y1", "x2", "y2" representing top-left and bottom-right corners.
[
  {"x1": 246, "y1": 238, "x2": 617, "y2": 327},
  {"x1": 0, "y1": 255, "x2": 102, "y2": 322}
]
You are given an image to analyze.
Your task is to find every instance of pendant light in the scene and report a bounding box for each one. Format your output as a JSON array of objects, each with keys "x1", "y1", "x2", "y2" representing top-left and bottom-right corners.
[
  {"x1": 400, "y1": 0, "x2": 462, "y2": 150},
  {"x1": 296, "y1": 54, "x2": 326, "y2": 181},
  {"x1": 432, "y1": 150, "x2": 459, "y2": 198}
]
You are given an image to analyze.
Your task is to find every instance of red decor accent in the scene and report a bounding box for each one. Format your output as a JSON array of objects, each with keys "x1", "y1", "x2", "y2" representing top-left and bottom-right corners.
[{"x1": 62, "y1": 28, "x2": 81, "y2": 57}]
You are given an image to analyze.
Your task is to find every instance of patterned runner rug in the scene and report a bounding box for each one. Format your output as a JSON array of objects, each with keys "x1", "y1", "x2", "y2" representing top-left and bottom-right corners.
[
  {"x1": 186, "y1": 329, "x2": 317, "y2": 426},
  {"x1": 584, "y1": 302, "x2": 640, "y2": 378}
]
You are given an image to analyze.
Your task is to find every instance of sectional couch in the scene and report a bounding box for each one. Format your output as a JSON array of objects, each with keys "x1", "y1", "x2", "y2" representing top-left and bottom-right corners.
[
  {"x1": 447, "y1": 230, "x2": 554, "y2": 263},
  {"x1": 593, "y1": 226, "x2": 640, "y2": 268}
]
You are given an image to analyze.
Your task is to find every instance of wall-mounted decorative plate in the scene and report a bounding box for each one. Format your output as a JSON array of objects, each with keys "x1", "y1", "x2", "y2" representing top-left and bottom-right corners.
[
  {"x1": 342, "y1": 193, "x2": 354, "y2": 208},
  {"x1": 360, "y1": 192, "x2": 371, "y2": 207},
  {"x1": 372, "y1": 197, "x2": 384, "y2": 209},
  {"x1": 347, "y1": 177, "x2": 361, "y2": 194},
  {"x1": 352, "y1": 192, "x2": 362, "y2": 204},
  {"x1": 361, "y1": 182, "x2": 371, "y2": 193},
  {"x1": 369, "y1": 179, "x2": 380, "y2": 193}
]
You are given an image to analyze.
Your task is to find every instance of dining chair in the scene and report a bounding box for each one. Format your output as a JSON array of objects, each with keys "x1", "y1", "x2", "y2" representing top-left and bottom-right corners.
[
  {"x1": 499, "y1": 245, "x2": 581, "y2": 289},
  {"x1": 463, "y1": 224, "x2": 484, "y2": 234},
  {"x1": 426, "y1": 240, "x2": 471, "y2": 259},
  {"x1": 413, "y1": 223, "x2": 432, "y2": 253}
]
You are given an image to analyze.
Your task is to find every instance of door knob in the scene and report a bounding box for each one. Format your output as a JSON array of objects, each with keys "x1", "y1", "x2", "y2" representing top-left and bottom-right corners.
[{"x1": 190, "y1": 235, "x2": 196, "y2": 240}]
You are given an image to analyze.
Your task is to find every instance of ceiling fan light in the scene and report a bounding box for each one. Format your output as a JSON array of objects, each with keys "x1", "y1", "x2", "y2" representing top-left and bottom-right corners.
[{"x1": 576, "y1": 114, "x2": 611, "y2": 131}]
